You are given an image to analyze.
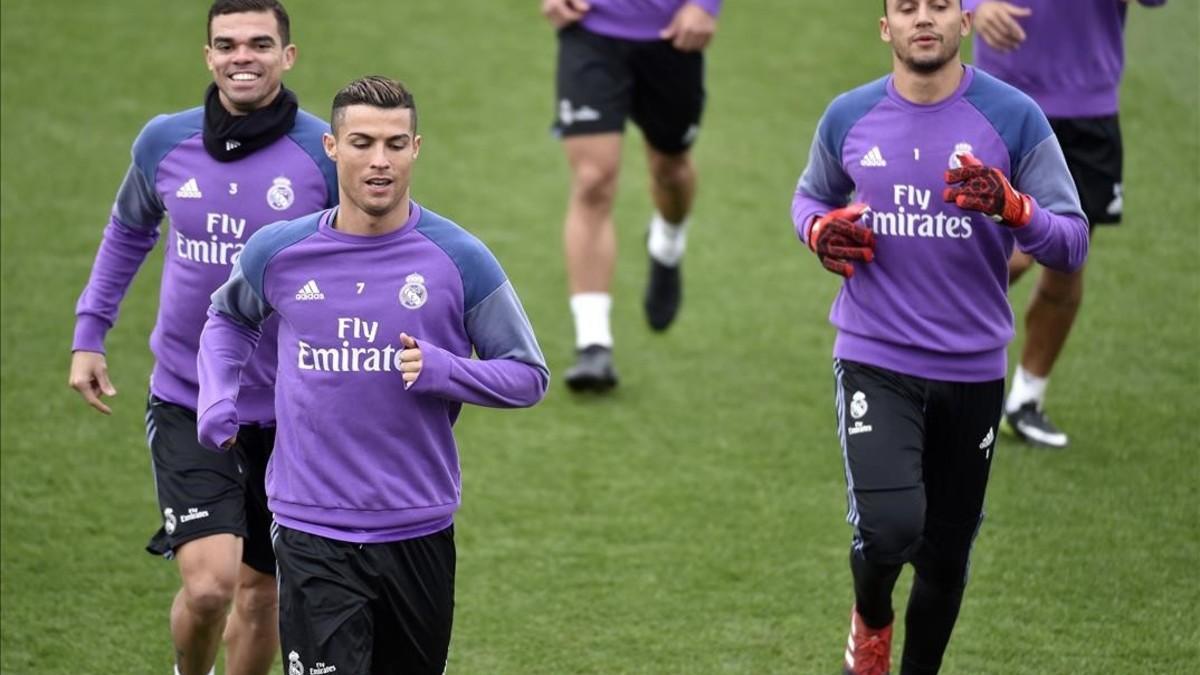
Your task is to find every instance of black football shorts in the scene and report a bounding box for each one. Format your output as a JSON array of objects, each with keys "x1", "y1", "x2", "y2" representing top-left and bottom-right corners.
[
  {"x1": 553, "y1": 23, "x2": 706, "y2": 154},
  {"x1": 274, "y1": 524, "x2": 456, "y2": 675},
  {"x1": 145, "y1": 394, "x2": 276, "y2": 575},
  {"x1": 1049, "y1": 115, "x2": 1123, "y2": 227}
]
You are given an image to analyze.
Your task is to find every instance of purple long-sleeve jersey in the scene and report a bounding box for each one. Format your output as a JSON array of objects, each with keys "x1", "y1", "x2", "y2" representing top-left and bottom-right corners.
[
  {"x1": 72, "y1": 106, "x2": 336, "y2": 422},
  {"x1": 966, "y1": 0, "x2": 1167, "y2": 118},
  {"x1": 580, "y1": 0, "x2": 722, "y2": 41},
  {"x1": 792, "y1": 66, "x2": 1088, "y2": 382},
  {"x1": 197, "y1": 204, "x2": 549, "y2": 543}
]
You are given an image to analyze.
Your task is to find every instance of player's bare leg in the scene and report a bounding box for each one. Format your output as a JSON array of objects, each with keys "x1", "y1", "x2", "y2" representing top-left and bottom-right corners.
[
  {"x1": 1005, "y1": 249, "x2": 1084, "y2": 448},
  {"x1": 1022, "y1": 266, "x2": 1084, "y2": 377},
  {"x1": 171, "y1": 534, "x2": 241, "y2": 675},
  {"x1": 643, "y1": 146, "x2": 696, "y2": 331},
  {"x1": 563, "y1": 133, "x2": 622, "y2": 390},
  {"x1": 222, "y1": 564, "x2": 278, "y2": 675}
]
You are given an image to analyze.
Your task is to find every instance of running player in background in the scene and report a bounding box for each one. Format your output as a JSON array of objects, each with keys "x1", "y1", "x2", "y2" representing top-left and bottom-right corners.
[{"x1": 968, "y1": 0, "x2": 1167, "y2": 449}]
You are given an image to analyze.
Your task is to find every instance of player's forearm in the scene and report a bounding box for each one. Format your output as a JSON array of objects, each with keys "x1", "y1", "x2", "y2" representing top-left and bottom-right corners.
[
  {"x1": 1012, "y1": 206, "x2": 1089, "y2": 273},
  {"x1": 72, "y1": 218, "x2": 160, "y2": 352},
  {"x1": 196, "y1": 309, "x2": 262, "y2": 449},
  {"x1": 412, "y1": 342, "x2": 549, "y2": 408}
]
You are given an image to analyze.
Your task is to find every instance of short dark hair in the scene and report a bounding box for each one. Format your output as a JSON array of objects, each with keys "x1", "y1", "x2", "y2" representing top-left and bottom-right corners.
[
  {"x1": 330, "y1": 76, "x2": 418, "y2": 135},
  {"x1": 207, "y1": 0, "x2": 291, "y2": 46}
]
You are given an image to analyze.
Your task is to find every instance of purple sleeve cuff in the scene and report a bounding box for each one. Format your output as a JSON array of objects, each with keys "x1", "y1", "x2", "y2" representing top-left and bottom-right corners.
[
  {"x1": 72, "y1": 314, "x2": 112, "y2": 353},
  {"x1": 408, "y1": 339, "x2": 452, "y2": 395},
  {"x1": 407, "y1": 337, "x2": 547, "y2": 408},
  {"x1": 689, "y1": 0, "x2": 722, "y2": 17},
  {"x1": 792, "y1": 193, "x2": 834, "y2": 247},
  {"x1": 1011, "y1": 199, "x2": 1089, "y2": 273},
  {"x1": 197, "y1": 399, "x2": 238, "y2": 452}
]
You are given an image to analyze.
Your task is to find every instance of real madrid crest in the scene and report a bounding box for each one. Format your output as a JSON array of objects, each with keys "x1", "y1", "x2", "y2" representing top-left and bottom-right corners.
[
  {"x1": 849, "y1": 391, "x2": 869, "y2": 420},
  {"x1": 287, "y1": 651, "x2": 304, "y2": 675},
  {"x1": 399, "y1": 273, "x2": 428, "y2": 310},
  {"x1": 267, "y1": 176, "x2": 295, "y2": 211},
  {"x1": 163, "y1": 508, "x2": 177, "y2": 535},
  {"x1": 948, "y1": 141, "x2": 974, "y2": 169}
]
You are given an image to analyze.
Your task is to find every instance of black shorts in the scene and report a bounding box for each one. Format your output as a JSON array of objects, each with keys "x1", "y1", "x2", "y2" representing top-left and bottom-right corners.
[
  {"x1": 274, "y1": 524, "x2": 456, "y2": 675},
  {"x1": 145, "y1": 394, "x2": 276, "y2": 575},
  {"x1": 553, "y1": 23, "x2": 706, "y2": 154},
  {"x1": 833, "y1": 360, "x2": 1002, "y2": 585},
  {"x1": 1049, "y1": 115, "x2": 1123, "y2": 227}
]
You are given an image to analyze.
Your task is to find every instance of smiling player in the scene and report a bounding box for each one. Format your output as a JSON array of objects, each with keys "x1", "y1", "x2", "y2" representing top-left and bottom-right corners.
[{"x1": 67, "y1": 2, "x2": 335, "y2": 673}]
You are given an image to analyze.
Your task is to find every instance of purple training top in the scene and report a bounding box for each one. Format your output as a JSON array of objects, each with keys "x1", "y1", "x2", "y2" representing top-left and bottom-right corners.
[
  {"x1": 966, "y1": 0, "x2": 1167, "y2": 118},
  {"x1": 73, "y1": 106, "x2": 336, "y2": 423},
  {"x1": 580, "y1": 0, "x2": 722, "y2": 41},
  {"x1": 792, "y1": 66, "x2": 1089, "y2": 383},
  {"x1": 197, "y1": 204, "x2": 549, "y2": 543}
]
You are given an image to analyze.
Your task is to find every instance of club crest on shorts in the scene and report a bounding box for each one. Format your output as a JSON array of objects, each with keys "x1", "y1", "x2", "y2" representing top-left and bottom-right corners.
[
  {"x1": 949, "y1": 142, "x2": 974, "y2": 169},
  {"x1": 288, "y1": 651, "x2": 304, "y2": 675},
  {"x1": 267, "y1": 176, "x2": 295, "y2": 211},
  {"x1": 399, "y1": 273, "x2": 428, "y2": 309},
  {"x1": 850, "y1": 391, "x2": 869, "y2": 420},
  {"x1": 163, "y1": 508, "x2": 177, "y2": 535}
]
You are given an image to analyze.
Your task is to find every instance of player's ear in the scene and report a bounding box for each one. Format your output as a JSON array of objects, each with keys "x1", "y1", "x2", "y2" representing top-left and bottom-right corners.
[
  {"x1": 322, "y1": 132, "x2": 337, "y2": 161},
  {"x1": 282, "y1": 43, "x2": 297, "y2": 71},
  {"x1": 879, "y1": 16, "x2": 892, "y2": 44},
  {"x1": 204, "y1": 44, "x2": 214, "y2": 72},
  {"x1": 959, "y1": 7, "x2": 972, "y2": 37},
  {"x1": 412, "y1": 134, "x2": 421, "y2": 159}
]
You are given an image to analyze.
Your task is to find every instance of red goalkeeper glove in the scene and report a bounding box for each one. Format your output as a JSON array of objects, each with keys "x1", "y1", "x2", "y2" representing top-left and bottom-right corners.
[
  {"x1": 943, "y1": 152, "x2": 1033, "y2": 227},
  {"x1": 808, "y1": 203, "x2": 875, "y2": 278}
]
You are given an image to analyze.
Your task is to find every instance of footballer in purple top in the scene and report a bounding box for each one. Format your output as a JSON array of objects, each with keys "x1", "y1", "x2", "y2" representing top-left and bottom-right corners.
[
  {"x1": 968, "y1": 0, "x2": 1166, "y2": 449},
  {"x1": 66, "y1": 2, "x2": 334, "y2": 675},
  {"x1": 198, "y1": 76, "x2": 548, "y2": 673},
  {"x1": 543, "y1": 0, "x2": 722, "y2": 391},
  {"x1": 791, "y1": 2, "x2": 1087, "y2": 673}
]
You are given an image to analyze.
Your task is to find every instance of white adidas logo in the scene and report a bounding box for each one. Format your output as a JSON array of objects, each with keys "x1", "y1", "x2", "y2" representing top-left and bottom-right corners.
[
  {"x1": 979, "y1": 426, "x2": 995, "y2": 456},
  {"x1": 295, "y1": 280, "x2": 325, "y2": 301},
  {"x1": 176, "y1": 178, "x2": 202, "y2": 199},
  {"x1": 225, "y1": 139, "x2": 241, "y2": 152},
  {"x1": 860, "y1": 146, "x2": 887, "y2": 167}
]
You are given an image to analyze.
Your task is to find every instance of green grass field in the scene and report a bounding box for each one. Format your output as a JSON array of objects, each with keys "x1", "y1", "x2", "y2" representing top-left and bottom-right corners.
[{"x1": 2, "y1": 1, "x2": 1198, "y2": 672}]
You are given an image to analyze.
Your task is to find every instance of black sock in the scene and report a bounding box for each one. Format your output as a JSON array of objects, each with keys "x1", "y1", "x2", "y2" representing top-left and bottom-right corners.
[
  {"x1": 900, "y1": 572, "x2": 965, "y2": 674},
  {"x1": 850, "y1": 549, "x2": 903, "y2": 629}
]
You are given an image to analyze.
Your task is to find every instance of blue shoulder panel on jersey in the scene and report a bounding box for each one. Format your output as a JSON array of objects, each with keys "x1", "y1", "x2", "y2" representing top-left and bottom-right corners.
[
  {"x1": 238, "y1": 210, "x2": 324, "y2": 299},
  {"x1": 415, "y1": 207, "x2": 507, "y2": 312},
  {"x1": 131, "y1": 107, "x2": 203, "y2": 187},
  {"x1": 818, "y1": 76, "x2": 888, "y2": 159},
  {"x1": 287, "y1": 109, "x2": 338, "y2": 207},
  {"x1": 963, "y1": 68, "x2": 1054, "y2": 171}
]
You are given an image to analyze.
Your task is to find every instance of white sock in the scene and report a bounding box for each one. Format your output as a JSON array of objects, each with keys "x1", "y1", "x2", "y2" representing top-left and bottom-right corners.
[
  {"x1": 1006, "y1": 365, "x2": 1048, "y2": 413},
  {"x1": 570, "y1": 292, "x2": 613, "y2": 349},
  {"x1": 647, "y1": 212, "x2": 689, "y2": 267},
  {"x1": 173, "y1": 667, "x2": 215, "y2": 675}
]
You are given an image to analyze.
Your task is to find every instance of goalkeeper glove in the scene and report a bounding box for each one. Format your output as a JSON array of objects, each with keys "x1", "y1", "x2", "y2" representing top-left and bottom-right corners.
[
  {"x1": 943, "y1": 152, "x2": 1033, "y2": 227},
  {"x1": 809, "y1": 202, "x2": 875, "y2": 279}
]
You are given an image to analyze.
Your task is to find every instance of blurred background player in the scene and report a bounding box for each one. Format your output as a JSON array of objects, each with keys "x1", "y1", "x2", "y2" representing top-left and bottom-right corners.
[
  {"x1": 791, "y1": 0, "x2": 1088, "y2": 672},
  {"x1": 197, "y1": 76, "x2": 548, "y2": 673},
  {"x1": 66, "y1": 1, "x2": 336, "y2": 673},
  {"x1": 968, "y1": 0, "x2": 1167, "y2": 448},
  {"x1": 541, "y1": 0, "x2": 721, "y2": 391}
]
